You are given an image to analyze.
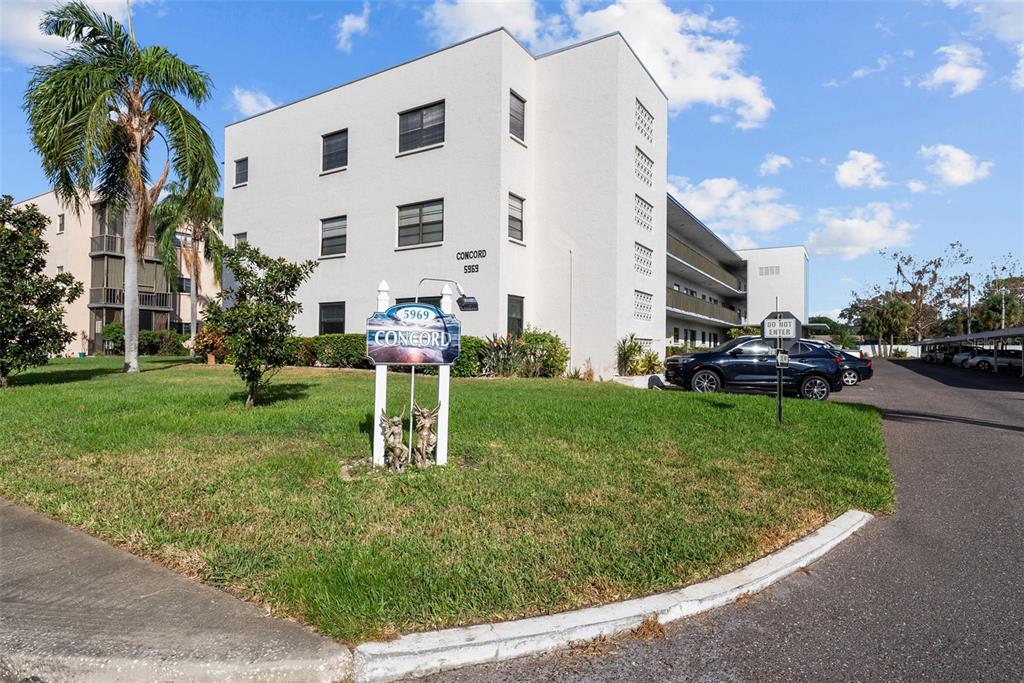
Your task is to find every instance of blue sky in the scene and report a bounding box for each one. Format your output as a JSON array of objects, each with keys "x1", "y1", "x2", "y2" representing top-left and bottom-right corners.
[{"x1": 2, "y1": 0, "x2": 1022, "y2": 320}]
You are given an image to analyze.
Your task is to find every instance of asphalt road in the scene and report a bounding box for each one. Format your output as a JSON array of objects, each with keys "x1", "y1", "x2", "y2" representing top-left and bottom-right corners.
[{"x1": 421, "y1": 359, "x2": 1024, "y2": 683}]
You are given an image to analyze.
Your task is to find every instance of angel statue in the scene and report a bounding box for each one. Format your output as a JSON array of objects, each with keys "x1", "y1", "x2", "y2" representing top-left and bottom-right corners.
[
  {"x1": 412, "y1": 403, "x2": 441, "y2": 467},
  {"x1": 379, "y1": 410, "x2": 409, "y2": 471}
]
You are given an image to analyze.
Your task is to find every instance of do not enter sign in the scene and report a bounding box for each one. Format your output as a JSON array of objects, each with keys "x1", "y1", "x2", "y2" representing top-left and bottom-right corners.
[{"x1": 761, "y1": 311, "x2": 801, "y2": 340}]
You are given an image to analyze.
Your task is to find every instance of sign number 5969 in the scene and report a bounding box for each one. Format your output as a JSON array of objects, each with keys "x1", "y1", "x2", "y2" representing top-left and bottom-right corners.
[{"x1": 463, "y1": 264, "x2": 479, "y2": 274}]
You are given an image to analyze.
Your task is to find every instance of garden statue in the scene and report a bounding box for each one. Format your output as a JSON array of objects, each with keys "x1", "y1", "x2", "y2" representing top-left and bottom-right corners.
[
  {"x1": 412, "y1": 403, "x2": 441, "y2": 467},
  {"x1": 379, "y1": 410, "x2": 409, "y2": 471}
]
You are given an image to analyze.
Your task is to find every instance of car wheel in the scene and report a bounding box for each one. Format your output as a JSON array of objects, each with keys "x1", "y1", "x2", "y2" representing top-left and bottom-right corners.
[
  {"x1": 691, "y1": 370, "x2": 720, "y2": 393},
  {"x1": 800, "y1": 376, "x2": 831, "y2": 401},
  {"x1": 841, "y1": 369, "x2": 860, "y2": 386},
  {"x1": 977, "y1": 360, "x2": 991, "y2": 371}
]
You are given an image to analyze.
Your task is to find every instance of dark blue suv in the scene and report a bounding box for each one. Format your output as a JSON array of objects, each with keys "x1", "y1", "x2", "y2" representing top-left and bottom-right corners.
[{"x1": 664, "y1": 337, "x2": 845, "y2": 400}]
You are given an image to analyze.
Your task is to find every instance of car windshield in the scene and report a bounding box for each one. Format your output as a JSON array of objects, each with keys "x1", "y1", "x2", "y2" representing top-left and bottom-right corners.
[{"x1": 710, "y1": 338, "x2": 744, "y2": 353}]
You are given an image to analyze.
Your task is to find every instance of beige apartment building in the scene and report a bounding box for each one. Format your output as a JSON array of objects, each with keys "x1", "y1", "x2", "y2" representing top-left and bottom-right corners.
[{"x1": 13, "y1": 190, "x2": 219, "y2": 355}]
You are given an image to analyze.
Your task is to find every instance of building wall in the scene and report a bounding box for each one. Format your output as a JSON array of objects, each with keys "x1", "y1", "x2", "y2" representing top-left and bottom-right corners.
[
  {"x1": 736, "y1": 246, "x2": 809, "y2": 324},
  {"x1": 222, "y1": 30, "x2": 667, "y2": 376}
]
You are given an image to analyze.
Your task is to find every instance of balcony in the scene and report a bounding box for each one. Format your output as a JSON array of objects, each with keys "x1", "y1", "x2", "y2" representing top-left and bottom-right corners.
[
  {"x1": 89, "y1": 288, "x2": 172, "y2": 310},
  {"x1": 90, "y1": 234, "x2": 158, "y2": 259},
  {"x1": 667, "y1": 234, "x2": 744, "y2": 292},
  {"x1": 666, "y1": 287, "x2": 742, "y2": 325}
]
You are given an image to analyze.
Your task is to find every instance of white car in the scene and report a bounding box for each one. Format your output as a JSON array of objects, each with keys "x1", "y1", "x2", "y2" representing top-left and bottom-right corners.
[
  {"x1": 952, "y1": 349, "x2": 977, "y2": 367},
  {"x1": 963, "y1": 351, "x2": 1021, "y2": 371}
]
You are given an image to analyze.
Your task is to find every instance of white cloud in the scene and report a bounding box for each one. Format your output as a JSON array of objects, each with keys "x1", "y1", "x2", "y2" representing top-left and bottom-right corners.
[
  {"x1": 902, "y1": 48, "x2": 915, "y2": 58},
  {"x1": 1013, "y1": 43, "x2": 1024, "y2": 90},
  {"x1": 0, "y1": 1, "x2": 152, "y2": 65},
  {"x1": 835, "y1": 151, "x2": 890, "y2": 189},
  {"x1": 724, "y1": 233, "x2": 759, "y2": 250},
  {"x1": 918, "y1": 144, "x2": 994, "y2": 186},
  {"x1": 232, "y1": 86, "x2": 279, "y2": 117},
  {"x1": 920, "y1": 44, "x2": 985, "y2": 96},
  {"x1": 907, "y1": 180, "x2": 928, "y2": 193},
  {"x1": 422, "y1": 0, "x2": 774, "y2": 129},
  {"x1": 807, "y1": 203, "x2": 915, "y2": 260},
  {"x1": 966, "y1": 2, "x2": 1024, "y2": 44},
  {"x1": 822, "y1": 79, "x2": 840, "y2": 88},
  {"x1": 852, "y1": 54, "x2": 892, "y2": 79},
  {"x1": 812, "y1": 308, "x2": 844, "y2": 321},
  {"x1": 874, "y1": 20, "x2": 894, "y2": 37},
  {"x1": 758, "y1": 153, "x2": 792, "y2": 176},
  {"x1": 336, "y1": 1, "x2": 370, "y2": 53},
  {"x1": 669, "y1": 176, "x2": 800, "y2": 237}
]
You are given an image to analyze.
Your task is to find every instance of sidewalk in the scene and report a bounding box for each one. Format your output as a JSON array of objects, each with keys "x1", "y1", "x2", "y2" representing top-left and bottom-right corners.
[{"x1": 0, "y1": 498, "x2": 351, "y2": 682}]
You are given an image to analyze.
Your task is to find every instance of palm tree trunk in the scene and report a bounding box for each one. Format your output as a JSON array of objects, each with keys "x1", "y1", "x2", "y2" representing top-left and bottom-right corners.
[
  {"x1": 189, "y1": 260, "x2": 198, "y2": 360},
  {"x1": 123, "y1": 205, "x2": 140, "y2": 373}
]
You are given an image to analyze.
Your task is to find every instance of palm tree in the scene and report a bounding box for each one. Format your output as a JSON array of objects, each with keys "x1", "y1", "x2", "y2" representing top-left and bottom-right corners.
[
  {"x1": 24, "y1": 2, "x2": 217, "y2": 372},
  {"x1": 152, "y1": 182, "x2": 223, "y2": 359}
]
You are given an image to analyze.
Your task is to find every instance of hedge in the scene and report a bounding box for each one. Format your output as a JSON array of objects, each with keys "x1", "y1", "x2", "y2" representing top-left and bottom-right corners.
[{"x1": 313, "y1": 334, "x2": 372, "y2": 369}]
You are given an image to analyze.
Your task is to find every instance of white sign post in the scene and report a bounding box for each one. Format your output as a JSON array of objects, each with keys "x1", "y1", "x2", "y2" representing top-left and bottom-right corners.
[
  {"x1": 372, "y1": 280, "x2": 391, "y2": 467},
  {"x1": 761, "y1": 308, "x2": 801, "y2": 427},
  {"x1": 436, "y1": 285, "x2": 452, "y2": 466}
]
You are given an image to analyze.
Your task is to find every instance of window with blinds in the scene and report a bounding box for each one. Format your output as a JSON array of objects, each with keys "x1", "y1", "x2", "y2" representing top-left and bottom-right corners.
[
  {"x1": 322, "y1": 130, "x2": 348, "y2": 171},
  {"x1": 319, "y1": 302, "x2": 346, "y2": 334},
  {"x1": 508, "y1": 194, "x2": 524, "y2": 241},
  {"x1": 321, "y1": 215, "x2": 347, "y2": 256},
  {"x1": 510, "y1": 91, "x2": 526, "y2": 140},
  {"x1": 234, "y1": 157, "x2": 248, "y2": 185},
  {"x1": 507, "y1": 295, "x2": 524, "y2": 337},
  {"x1": 397, "y1": 199, "x2": 443, "y2": 247},
  {"x1": 399, "y1": 101, "x2": 445, "y2": 153}
]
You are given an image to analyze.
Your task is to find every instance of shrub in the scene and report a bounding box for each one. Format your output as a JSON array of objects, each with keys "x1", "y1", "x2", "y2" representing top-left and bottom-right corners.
[
  {"x1": 520, "y1": 328, "x2": 570, "y2": 377},
  {"x1": 639, "y1": 350, "x2": 662, "y2": 375},
  {"x1": 284, "y1": 336, "x2": 317, "y2": 367},
  {"x1": 451, "y1": 335, "x2": 484, "y2": 377},
  {"x1": 480, "y1": 334, "x2": 527, "y2": 377},
  {"x1": 194, "y1": 325, "x2": 228, "y2": 362},
  {"x1": 138, "y1": 329, "x2": 160, "y2": 355},
  {"x1": 892, "y1": 347, "x2": 908, "y2": 358},
  {"x1": 155, "y1": 330, "x2": 185, "y2": 356},
  {"x1": 665, "y1": 343, "x2": 701, "y2": 357},
  {"x1": 101, "y1": 322, "x2": 125, "y2": 354},
  {"x1": 314, "y1": 333, "x2": 370, "y2": 369},
  {"x1": 727, "y1": 326, "x2": 761, "y2": 339},
  {"x1": 615, "y1": 334, "x2": 644, "y2": 376}
]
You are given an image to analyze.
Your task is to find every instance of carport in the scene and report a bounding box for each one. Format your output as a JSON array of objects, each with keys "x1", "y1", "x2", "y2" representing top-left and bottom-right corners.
[{"x1": 914, "y1": 326, "x2": 1024, "y2": 377}]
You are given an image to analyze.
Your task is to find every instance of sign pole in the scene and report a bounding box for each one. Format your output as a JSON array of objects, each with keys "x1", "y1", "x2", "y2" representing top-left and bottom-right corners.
[
  {"x1": 436, "y1": 285, "x2": 453, "y2": 465},
  {"x1": 372, "y1": 280, "x2": 390, "y2": 467},
  {"x1": 776, "y1": 312, "x2": 783, "y2": 427}
]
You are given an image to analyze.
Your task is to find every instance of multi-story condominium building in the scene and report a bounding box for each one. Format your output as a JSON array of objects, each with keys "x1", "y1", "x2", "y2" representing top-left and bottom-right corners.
[
  {"x1": 12, "y1": 190, "x2": 219, "y2": 355},
  {"x1": 737, "y1": 245, "x2": 809, "y2": 324},
  {"x1": 223, "y1": 28, "x2": 667, "y2": 376},
  {"x1": 665, "y1": 195, "x2": 747, "y2": 348}
]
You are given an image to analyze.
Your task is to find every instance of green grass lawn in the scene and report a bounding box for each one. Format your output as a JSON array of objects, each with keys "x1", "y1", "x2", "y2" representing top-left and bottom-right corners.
[{"x1": 0, "y1": 357, "x2": 893, "y2": 643}]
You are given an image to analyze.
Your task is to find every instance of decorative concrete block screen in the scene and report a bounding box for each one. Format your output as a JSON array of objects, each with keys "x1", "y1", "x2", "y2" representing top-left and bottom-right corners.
[
  {"x1": 634, "y1": 289, "x2": 653, "y2": 321},
  {"x1": 634, "y1": 147, "x2": 654, "y2": 187},
  {"x1": 634, "y1": 242, "x2": 653, "y2": 277},
  {"x1": 635, "y1": 194, "x2": 653, "y2": 231},
  {"x1": 635, "y1": 99, "x2": 654, "y2": 143}
]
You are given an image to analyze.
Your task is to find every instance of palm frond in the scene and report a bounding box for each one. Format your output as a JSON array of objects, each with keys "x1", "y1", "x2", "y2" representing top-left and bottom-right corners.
[{"x1": 137, "y1": 45, "x2": 212, "y2": 103}]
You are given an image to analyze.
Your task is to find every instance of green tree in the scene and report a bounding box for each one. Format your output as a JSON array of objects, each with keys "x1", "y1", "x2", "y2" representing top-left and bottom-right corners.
[
  {"x1": 0, "y1": 197, "x2": 84, "y2": 387},
  {"x1": 152, "y1": 182, "x2": 223, "y2": 359},
  {"x1": 880, "y1": 298, "x2": 913, "y2": 355},
  {"x1": 204, "y1": 243, "x2": 316, "y2": 407},
  {"x1": 808, "y1": 316, "x2": 841, "y2": 336},
  {"x1": 24, "y1": 1, "x2": 217, "y2": 373}
]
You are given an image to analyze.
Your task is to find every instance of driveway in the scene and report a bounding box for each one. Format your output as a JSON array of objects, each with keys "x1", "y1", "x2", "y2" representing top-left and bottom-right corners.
[{"x1": 421, "y1": 359, "x2": 1024, "y2": 682}]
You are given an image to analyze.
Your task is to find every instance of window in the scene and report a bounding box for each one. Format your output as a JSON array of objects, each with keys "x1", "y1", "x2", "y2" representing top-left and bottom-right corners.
[
  {"x1": 399, "y1": 101, "x2": 445, "y2": 153},
  {"x1": 634, "y1": 290, "x2": 653, "y2": 321},
  {"x1": 320, "y1": 215, "x2": 347, "y2": 256},
  {"x1": 176, "y1": 277, "x2": 192, "y2": 291},
  {"x1": 397, "y1": 199, "x2": 443, "y2": 247},
  {"x1": 634, "y1": 147, "x2": 653, "y2": 186},
  {"x1": 57, "y1": 265, "x2": 64, "y2": 274},
  {"x1": 701, "y1": 331, "x2": 706, "y2": 345},
  {"x1": 684, "y1": 287, "x2": 697, "y2": 297},
  {"x1": 396, "y1": 296, "x2": 442, "y2": 308},
  {"x1": 234, "y1": 157, "x2": 248, "y2": 185},
  {"x1": 634, "y1": 242, "x2": 653, "y2": 277},
  {"x1": 510, "y1": 91, "x2": 526, "y2": 140},
  {"x1": 635, "y1": 99, "x2": 654, "y2": 143},
  {"x1": 634, "y1": 194, "x2": 653, "y2": 231},
  {"x1": 57, "y1": 214, "x2": 65, "y2": 234},
  {"x1": 758, "y1": 265, "x2": 781, "y2": 276},
  {"x1": 233, "y1": 232, "x2": 247, "y2": 246},
  {"x1": 673, "y1": 327, "x2": 680, "y2": 342},
  {"x1": 508, "y1": 194, "x2": 524, "y2": 241},
  {"x1": 736, "y1": 339, "x2": 773, "y2": 356},
  {"x1": 319, "y1": 302, "x2": 346, "y2": 334},
  {"x1": 712, "y1": 333, "x2": 719, "y2": 346},
  {"x1": 507, "y1": 295, "x2": 524, "y2": 337},
  {"x1": 322, "y1": 130, "x2": 348, "y2": 172}
]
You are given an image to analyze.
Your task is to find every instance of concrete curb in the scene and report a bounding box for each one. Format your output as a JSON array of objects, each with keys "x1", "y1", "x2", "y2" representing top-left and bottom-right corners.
[{"x1": 353, "y1": 509, "x2": 873, "y2": 682}]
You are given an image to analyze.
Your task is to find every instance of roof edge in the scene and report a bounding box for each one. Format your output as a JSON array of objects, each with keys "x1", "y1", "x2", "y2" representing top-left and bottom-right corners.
[{"x1": 667, "y1": 193, "x2": 744, "y2": 263}]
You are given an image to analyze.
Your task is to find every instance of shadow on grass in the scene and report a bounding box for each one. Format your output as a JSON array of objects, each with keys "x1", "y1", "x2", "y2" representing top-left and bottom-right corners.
[
  {"x1": 228, "y1": 382, "x2": 313, "y2": 406},
  {"x1": 9, "y1": 366, "x2": 122, "y2": 387},
  {"x1": 359, "y1": 412, "x2": 375, "y2": 449}
]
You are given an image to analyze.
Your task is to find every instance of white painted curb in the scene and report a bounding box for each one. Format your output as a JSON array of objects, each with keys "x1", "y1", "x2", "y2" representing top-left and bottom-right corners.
[{"x1": 354, "y1": 509, "x2": 873, "y2": 682}]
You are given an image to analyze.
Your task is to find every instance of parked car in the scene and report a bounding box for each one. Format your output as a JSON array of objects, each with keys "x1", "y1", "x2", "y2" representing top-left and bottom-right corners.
[
  {"x1": 963, "y1": 350, "x2": 1022, "y2": 371},
  {"x1": 837, "y1": 350, "x2": 873, "y2": 385},
  {"x1": 664, "y1": 337, "x2": 844, "y2": 400},
  {"x1": 951, "y1": 349, "x2": 978, "y2": 367}
]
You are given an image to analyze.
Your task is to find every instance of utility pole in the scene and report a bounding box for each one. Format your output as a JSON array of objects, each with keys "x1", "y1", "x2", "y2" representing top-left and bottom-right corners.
[
  {"x1": 1001, "y1": 287, "x2": 1006, "y2": 330},
  {"x1": 966, "y1": 273, "x2": 972, "y2": 335}
]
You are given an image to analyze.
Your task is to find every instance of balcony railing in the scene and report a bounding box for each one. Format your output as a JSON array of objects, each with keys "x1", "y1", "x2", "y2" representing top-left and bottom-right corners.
[
  {"x1": 666, "y1": 235, "x2": 743, "y2": 291},
  {"x1": 89, "y1": 287, "x2": 172, "y2": 309},
  {"x1": 666, "y1": 287, "x2": 742, "y2": 325},
  {"x1": 90, "y1": 234, "x2": 158, "y2": 259}
]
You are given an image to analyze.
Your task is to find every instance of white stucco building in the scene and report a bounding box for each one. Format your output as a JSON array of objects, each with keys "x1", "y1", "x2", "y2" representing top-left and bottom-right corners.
[
  {"x1": 736, "y1": 246, "x2": 809, "y2": 324},
  {"x1": 223, "y1": 28, "x2": 667, "y2": 376}
]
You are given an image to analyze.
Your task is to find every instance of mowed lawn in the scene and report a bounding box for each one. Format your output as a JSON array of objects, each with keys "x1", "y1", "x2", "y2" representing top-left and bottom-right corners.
[{"x1": 0, "y1": 357, "x2": 893, "y2": 643}]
